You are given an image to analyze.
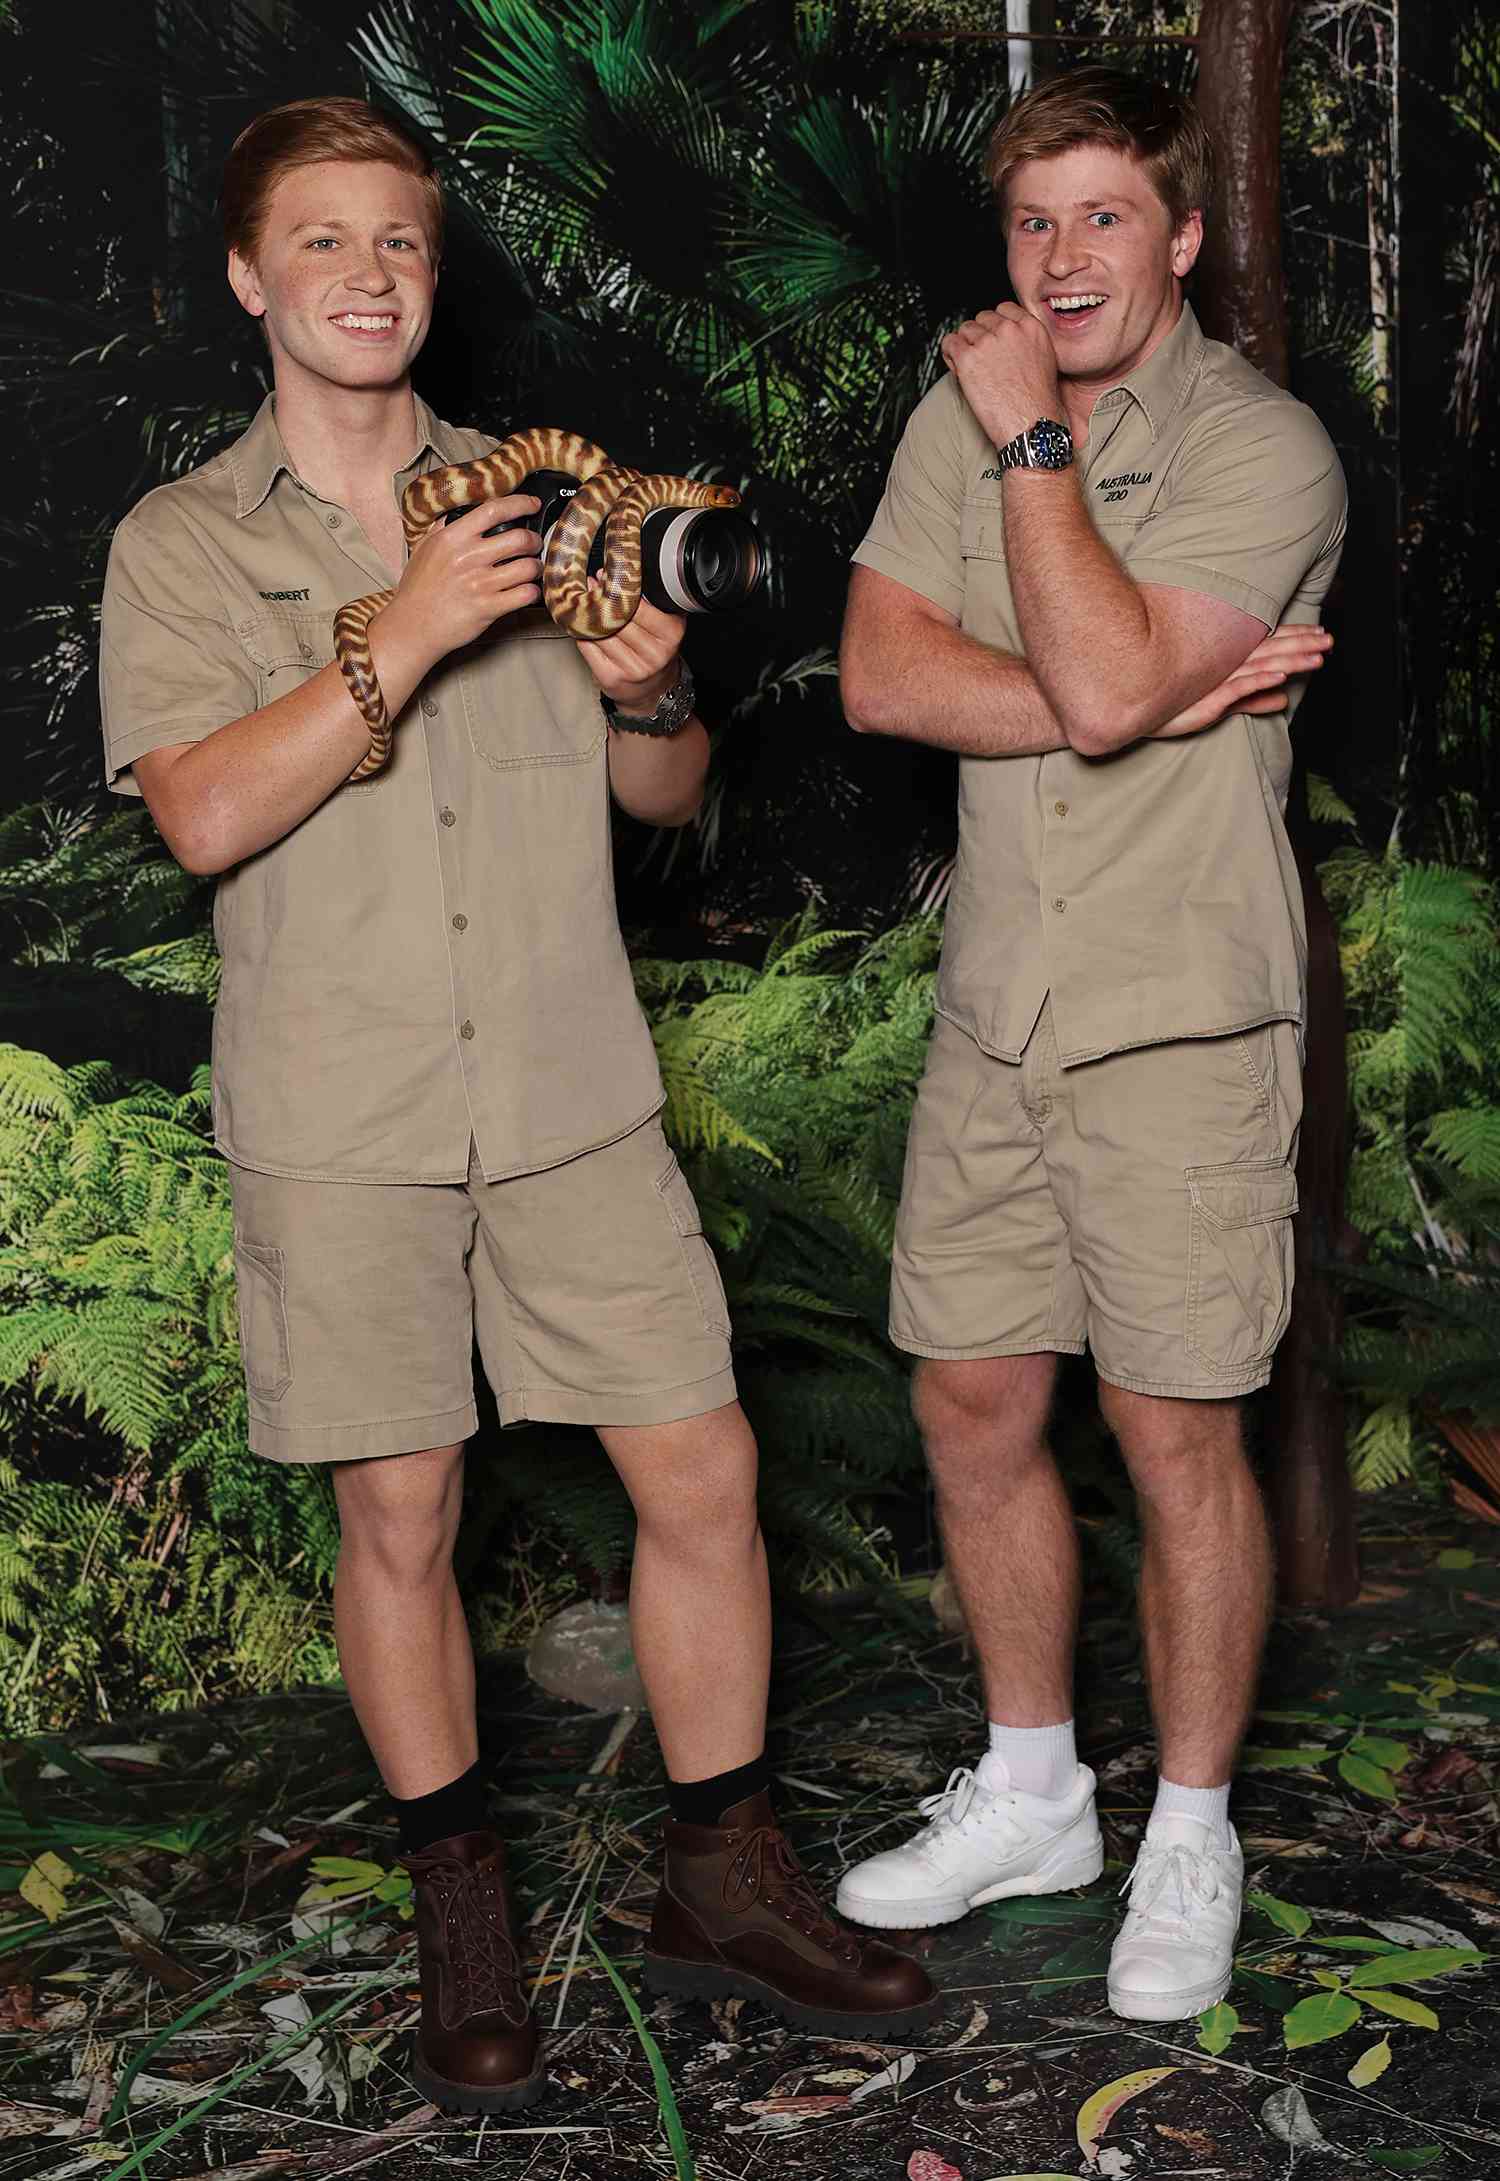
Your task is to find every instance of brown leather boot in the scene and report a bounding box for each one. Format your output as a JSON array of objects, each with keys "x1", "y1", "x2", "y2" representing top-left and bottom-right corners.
[
  {"x1": 398, "y1": 1829, "x2": 547, "y2": 2113},
  {"x1": 644, "y1": 1792, "x2": 939, "y2": 2035}
]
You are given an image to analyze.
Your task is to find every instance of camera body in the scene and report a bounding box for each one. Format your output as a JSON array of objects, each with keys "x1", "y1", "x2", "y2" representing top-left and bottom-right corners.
[{"x1": 465, "y1": 469, "x2": 764, "y2": 616}]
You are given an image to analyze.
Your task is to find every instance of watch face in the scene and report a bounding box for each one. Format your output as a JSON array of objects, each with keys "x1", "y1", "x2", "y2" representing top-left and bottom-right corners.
[{"x1": 1030, "y1": 419, "x2": 1073, "y2": 470}]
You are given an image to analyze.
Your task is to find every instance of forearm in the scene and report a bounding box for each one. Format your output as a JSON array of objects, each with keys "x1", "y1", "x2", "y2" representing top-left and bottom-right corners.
[
  {"x1": 144, "y1": 603, "x2": 439, "y2": 875},
  {"x1": 841, "y1": 612, "x2": 1069, "y2": 757},
  {"x1": 606, "y1": 715, "x2": 710, "y2": 825}
]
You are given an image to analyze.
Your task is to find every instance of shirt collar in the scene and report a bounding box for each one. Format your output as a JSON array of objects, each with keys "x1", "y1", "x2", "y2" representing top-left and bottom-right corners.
[
  {"x1": 229, "y1": 391, "x2": 459, "y2": 519},
  {"x1": 1090, "y1": 299, "x2": 1205, "y2": 440}
]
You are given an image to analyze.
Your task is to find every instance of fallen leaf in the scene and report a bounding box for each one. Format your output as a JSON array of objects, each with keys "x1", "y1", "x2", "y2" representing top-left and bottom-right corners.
[
  {"x1": 1260, "y1": 2084, "x2": 1335, "y2": 2153},
  {"x1": 1365, "y1": 1916, "x2": 1473, "y2": 1952},
  {"x1": 740, "y1": 2096, "x2": 850, "y2": 2118},
  {"x1": 1196, "y1": 2000, "x2": 1239, "y2": 2055},
  {"x1": 108, "y1": 1922, "x2": 197, "y2": 1995},
  {"x1": 1284, "y1": 1989, "x2": 1362, "y2": 2049},
  {"x1": 1247, "y1": 1889, "x2": 1312, "y2": 1938},
  {"x1": 906, "y1": 2155, "x2": 962, "y2": 2181},
  {"x1": 1153, "y1": 2124, "x2": 1219, "y2": 2155},
  {"x1": 851, "y1": 2053, "x2": 917, "y2": 2104},
  {"x1": 1348, "y1": 2036, "x2": 1392, "y2": 2086},
  {"x1": 1358, "y1": 1989, "x2": 1439, "y2": 2029},
  {"x1": 1346, "y1": 1945, "x2": 1484, "y2": 1987},
  {"x1": 1076, "y1": 2068, "x2": 1176, "y2": 2168},
  {"x1": 19, "y1": 1854, "x2": 76, "y2": 1925}
]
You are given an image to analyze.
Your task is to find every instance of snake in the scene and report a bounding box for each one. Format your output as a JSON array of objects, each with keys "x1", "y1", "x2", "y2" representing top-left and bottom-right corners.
[{"x1": 332, "y1": 427, "x2": 741, "y2": 779}]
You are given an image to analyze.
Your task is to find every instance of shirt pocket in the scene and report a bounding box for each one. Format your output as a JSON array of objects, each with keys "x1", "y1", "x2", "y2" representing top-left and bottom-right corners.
[
  {"x1": 460, "y1": 616, "x2": 609, "y2": 770},
  {"x1": 239, "y1": 609, "x2": 339, "y2": 701}
]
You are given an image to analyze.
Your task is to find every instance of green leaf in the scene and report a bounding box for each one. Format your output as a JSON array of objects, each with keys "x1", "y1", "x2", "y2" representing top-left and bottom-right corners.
[
  {"x1": 1436, "y1": 1548, "x2": 1476, "y2": 1569},
  {"x1": 1346, "y1": 1735, "x2": 1413, "y2": 1770},
  {"x1": 1359, "y1": 1988, "x2": 1439, "y2": 2030},
  {"x1": 987, "y1": 1896, "x2": 1116, "y2": 1927},
  {"x1": 1348, "y1": 2035, "x2": 1392, "y2": 2086},
  {"x1": 1348, "y1": 1947, "x2": 1484, "y2": 1987},
  {"x1": 588, "y1": 1928, "x2": 694, "y2": 2181},
  {"x1": 1241, "y1": 1745, "x2": 1331, "y2": 1770},
  {"x1": 1312, "y1": 1936, "x2": 1395, "y2": 1952},
  {"x1": 1312, "y1": 1968, "x2": 1345, "y2": 1989},
  {"x1": 1366, "y1": 2152, "x2": 1443, "y2": 2171},
  {"x1": 1283, "y1": 1989, "x2": 1362, "y2": 2050},
  {"x1": 1247, "y1": 1889, "x2": 1312, "y2": 1938},
  {"x1": 1233, "y1": 1966, "x2": 1302, "y2": 2014},
  {"x1": 1338, "y1": 1751, "x2": 1399, "y2": 1801},
  {"x1": 1196, "y1": 2000, "x2": 1238, "y2": 2055}
]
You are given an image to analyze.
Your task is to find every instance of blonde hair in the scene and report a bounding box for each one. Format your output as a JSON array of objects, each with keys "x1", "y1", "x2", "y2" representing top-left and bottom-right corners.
[
  {"x1": 220, "y1": 97, "x2": 444, "y2": 265},
  {"x1": 985, "y1": 65, "x2": 1212, "y2": 230}
]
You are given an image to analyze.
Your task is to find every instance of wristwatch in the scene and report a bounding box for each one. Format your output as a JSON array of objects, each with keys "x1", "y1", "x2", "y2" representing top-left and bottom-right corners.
[
  {"x1": 993, "y1": 417, "x2": 1074, "y2": 471},
  {"x1": 601, "y1": 660, "x2": 696, "y2": 737}
]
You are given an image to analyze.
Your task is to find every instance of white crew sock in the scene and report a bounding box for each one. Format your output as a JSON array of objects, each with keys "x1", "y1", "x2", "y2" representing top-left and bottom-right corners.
[
  {"x1": 976, "y1": 1718, "x2": 1077, "y2": 1800},
  {"x1": 1151, "y1": 1775, "x2": 1232, "y2": 1848}
]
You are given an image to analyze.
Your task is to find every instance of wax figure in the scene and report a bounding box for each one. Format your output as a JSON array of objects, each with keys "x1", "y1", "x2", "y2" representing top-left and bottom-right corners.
[
  {"x1": 98, "y1": 97, "x2": 934, "y2": 2115},
  {"x1": 836, "y1": 68, "x2": 1347, "y2": 2022}
]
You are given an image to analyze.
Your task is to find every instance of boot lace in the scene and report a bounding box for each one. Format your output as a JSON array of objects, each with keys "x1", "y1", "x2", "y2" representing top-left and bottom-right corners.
[
  {"x1": 402, "y1": 1847, "x2": 529, "y2": 2028},
  {"x1": 723, "y1": 1823, "x2": 862, "y2": 1965}
]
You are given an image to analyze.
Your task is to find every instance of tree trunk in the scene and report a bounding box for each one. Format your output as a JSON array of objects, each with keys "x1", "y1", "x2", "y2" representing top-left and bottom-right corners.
[{"x1": 1194, "y1": 0, "x2": 1361, "y2": 1608}]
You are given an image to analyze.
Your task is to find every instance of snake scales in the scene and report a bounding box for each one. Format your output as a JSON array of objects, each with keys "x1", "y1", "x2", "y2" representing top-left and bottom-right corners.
[{"x1": 332, "y1": 426, "x2": 740, "y2": 779}]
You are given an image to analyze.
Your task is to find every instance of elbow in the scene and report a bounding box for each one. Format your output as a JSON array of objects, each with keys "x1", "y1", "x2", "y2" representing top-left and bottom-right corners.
[
  {"x1": 839, "y1": 670, "x2": 886, "y2": 738},
  {"x1": 156, "y1": 799, "x2": 234, "y2": 878}
]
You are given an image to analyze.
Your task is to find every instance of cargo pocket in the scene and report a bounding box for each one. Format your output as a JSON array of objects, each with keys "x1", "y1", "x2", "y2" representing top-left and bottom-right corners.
[
  {"x1": 233, "y1": 1239, "x2": 293, "y2": 1401},
  {"x1": 655, "y1": 1158, "x2": 732, "y2": 1338},
  {"x1": 1184, "y1": 1160, "x2": 1298, "y2": 1377}
]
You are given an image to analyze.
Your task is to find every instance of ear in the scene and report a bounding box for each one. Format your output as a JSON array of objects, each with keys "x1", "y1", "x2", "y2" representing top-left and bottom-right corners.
[
  {"x1": 1171, "y1": 209, "x2": 1204, "y2": 280},
  {"x1": 228, "y1": 247, "x2": 266, "y2": 319}
]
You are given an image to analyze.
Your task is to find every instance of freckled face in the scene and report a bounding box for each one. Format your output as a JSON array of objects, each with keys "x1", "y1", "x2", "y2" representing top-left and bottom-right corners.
[
  {"x1": 1004, "y1": 143, "x2": 1201, "y2": 391},
  {"x1": 228, "y1": 160, "x2": 438, "y2": 393}
]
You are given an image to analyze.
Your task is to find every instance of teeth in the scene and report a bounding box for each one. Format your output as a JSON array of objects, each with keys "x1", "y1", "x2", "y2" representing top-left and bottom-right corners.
[
  {"x1": 333, "y1": 314, "x2": 395, "y2": 329},
  {"x1": 1049, "y1": 294, "x2": 1106, "y2": 312}
]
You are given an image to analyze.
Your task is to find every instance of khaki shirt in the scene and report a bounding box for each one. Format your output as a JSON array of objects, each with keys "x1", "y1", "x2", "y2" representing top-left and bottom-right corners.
[
  {"x1": 100, "y1": 394, "x2": 664, "y2": 1182},
  {"x1": 854, "y1": 303, "x2": 1347, "y2": 1065}
]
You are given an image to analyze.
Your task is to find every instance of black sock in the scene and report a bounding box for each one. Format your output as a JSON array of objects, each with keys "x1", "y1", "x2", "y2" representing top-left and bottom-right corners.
[
  {"x1": 667, "y1": 1752, "x2": 772, "y2": 1827},
  {"x1": 392, "y1": 1759, "x2": 489, "y2": 1853}
]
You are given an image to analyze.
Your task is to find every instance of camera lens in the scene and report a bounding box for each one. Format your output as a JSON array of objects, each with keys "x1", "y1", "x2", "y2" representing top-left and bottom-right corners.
[{"x1": 640, "y1": 509, "x2": 765, "y2": 614}]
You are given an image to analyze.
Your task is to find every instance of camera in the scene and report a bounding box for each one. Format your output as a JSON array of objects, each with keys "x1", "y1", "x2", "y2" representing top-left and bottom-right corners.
[{"x1": 458, "y1": 468, "x2": 765, "y2": 615}]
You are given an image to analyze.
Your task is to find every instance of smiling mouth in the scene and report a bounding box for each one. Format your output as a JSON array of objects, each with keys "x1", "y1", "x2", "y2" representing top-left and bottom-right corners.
[
  {"x1": 331, "y1": 312, "x2": 398, "y2": 331},
  {"x1": 1047, "y1": 293, "x2": 1107, "y2": 321}
]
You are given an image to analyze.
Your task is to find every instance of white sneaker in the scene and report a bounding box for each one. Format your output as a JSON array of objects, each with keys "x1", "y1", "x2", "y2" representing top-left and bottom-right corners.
[
  {"x1": 836, "y1": 1761, "x2": 1104, "y2": 1930},
  {"x1": 1107, "y1": 1813, "x2": 1243, "y2": 2021}
]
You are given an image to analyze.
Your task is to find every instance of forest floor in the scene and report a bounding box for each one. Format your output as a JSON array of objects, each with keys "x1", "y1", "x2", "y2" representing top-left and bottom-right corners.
[{"x1": 4, "y1": 1495, "x2": 1498, "y2": 2181}]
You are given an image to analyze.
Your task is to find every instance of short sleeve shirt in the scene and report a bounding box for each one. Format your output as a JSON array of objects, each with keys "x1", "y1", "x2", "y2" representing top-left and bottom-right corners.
[
  {"x1": 853, "y1": 303, "x2": 1348, "y2": 1065},
  {"x1": 100, "y1": 394, "x2": 664, "y2": 1183}
]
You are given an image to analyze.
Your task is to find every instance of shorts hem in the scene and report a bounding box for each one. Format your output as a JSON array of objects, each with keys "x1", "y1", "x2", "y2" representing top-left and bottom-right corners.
[
  {"x1": 1094, "y1": 1363, "x2": 1272, "y2": 1401},
  {"x1": 246, "y1": 1400, "x2": 480, "y2": 1465},
  {"x1": 496, "y1": 1365, "x2": 738, "y2": 1429},
  {"x1": 888, "y1": 1330, "x2": 1088, "y2": 1362}
]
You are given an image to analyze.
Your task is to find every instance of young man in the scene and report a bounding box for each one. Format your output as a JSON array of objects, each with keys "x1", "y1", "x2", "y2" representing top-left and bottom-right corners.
[
  {"x1": 836, "y1": 68, "x2": 1346, "y2": 2022},
  {"x1": 99, "y1": 98, "x2": 934, "y2": 2114}
]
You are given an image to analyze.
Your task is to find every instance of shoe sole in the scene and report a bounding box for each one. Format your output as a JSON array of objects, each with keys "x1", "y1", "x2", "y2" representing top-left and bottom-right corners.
[
  {"x1": 1107, "y1": 1970, "x2": 1232, "y2": 2023},
  {"x1": 642, "y1": 1952, "x2": 942, "y2": 2038},
  {"x1": 836, "y1": 1840, "x2": 1105, "y2": 1932},
  {"x1": 411, "y1": 2045, "x2": 550, "y2": 2115}
]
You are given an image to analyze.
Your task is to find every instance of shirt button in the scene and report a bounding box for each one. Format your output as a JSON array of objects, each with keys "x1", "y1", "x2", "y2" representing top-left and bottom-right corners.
[
  {"x1": 421, "y1": 697, "x2": 438, "y2": 718},
  {"x1": 439, "y1": 807, "x2": 456, "y2": 827},
  {"x1": 1053, "y1": 800, "x2": 1069, "y2": 818},
  {"x1": 1052, "y1": 897, "x2": 1067, "y2": 913},
  {"x1": 299, "y1": 643, "x2": 314, "y2": 660},
  {"x1": 451, "y1": 912, "x2": 468, "y2": 932},
  {"x1": 326, "y1": 513, "x2": 341, "y2": 528},
  {"x1": 460, "y1": 1019, "x2": 476, "y2": 1040}
]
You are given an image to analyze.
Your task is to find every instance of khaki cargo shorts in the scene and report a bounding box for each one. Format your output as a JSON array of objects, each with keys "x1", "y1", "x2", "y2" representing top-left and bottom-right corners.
[
  {"x1": 228, "y1": 1117, "x2": 736, "y2": 1462},
  {"x1": 890, "y1": 1000, "x2": 1303, "y2": 1398}
]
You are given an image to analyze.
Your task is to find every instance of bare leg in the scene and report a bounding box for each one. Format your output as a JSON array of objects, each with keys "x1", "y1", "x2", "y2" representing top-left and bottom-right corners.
[
  {"x1": 1099, "y1": 1384, "x2": 1273, "y2": 1786},
  {"x1": 914, "y1": 1354, "x2": 1077, "y2": 1724},
  {"x1": 331, "y1": 1444, "x2": 477, "y2": 1799},
  {"x1": 599, "y1": 1400, "x2": 769, "y2": 1782}
]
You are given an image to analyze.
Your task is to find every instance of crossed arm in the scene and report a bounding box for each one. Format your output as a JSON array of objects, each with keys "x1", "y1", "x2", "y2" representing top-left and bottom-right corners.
[{"x1": 840, "y1": 559, "x2": 1329, "y2": 759}]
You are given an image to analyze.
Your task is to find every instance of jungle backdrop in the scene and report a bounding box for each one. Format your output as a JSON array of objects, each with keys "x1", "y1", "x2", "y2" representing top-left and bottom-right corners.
[{"x1": 1, "y1": 0, "x2": 1498, "y2": 1734}]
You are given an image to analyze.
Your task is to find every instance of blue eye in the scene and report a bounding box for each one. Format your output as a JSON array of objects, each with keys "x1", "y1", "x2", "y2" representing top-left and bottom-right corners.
[
  {"x1": 1020, "y1": 217, "x2": 1050, "y2": 235},
  {"x1": 1092, "y1": 212, "x2": 1120, "y2": 227}
]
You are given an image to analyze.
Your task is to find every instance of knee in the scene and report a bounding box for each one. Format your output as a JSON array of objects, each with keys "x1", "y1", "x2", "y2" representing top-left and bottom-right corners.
[
  {"x1": 914, "y1": 1358, "x2": 1054, "y2": 1486},
  {"x1": 628, "y1": 1420, "x2": 761, "y2": 1556},
  {"x1": 334, "y1": 1445, "x2": 464, "y2": 1580}
]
